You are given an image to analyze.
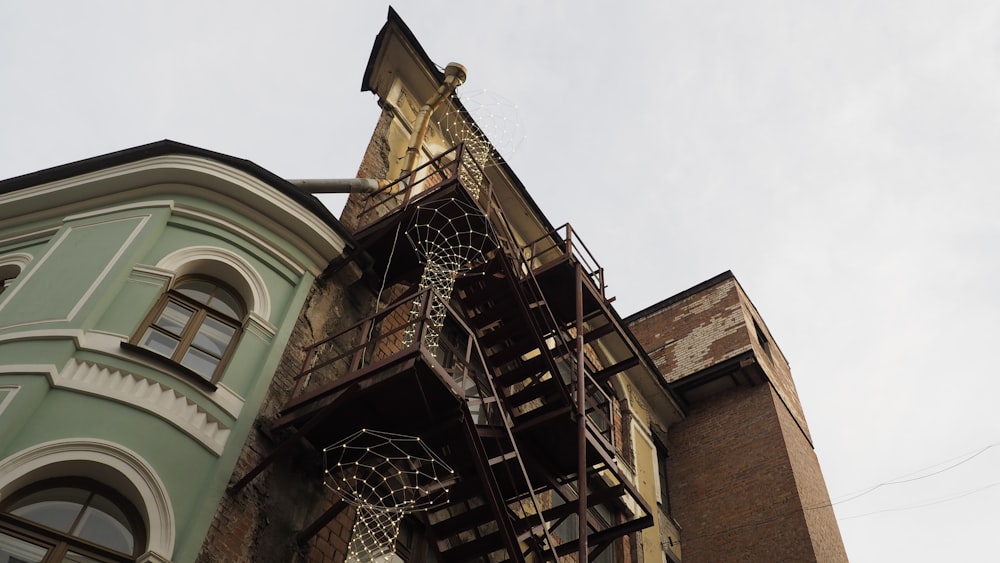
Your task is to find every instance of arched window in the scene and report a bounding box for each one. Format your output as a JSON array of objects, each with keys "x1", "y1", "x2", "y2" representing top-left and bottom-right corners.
[
  {"x1": 130, "y1": 276, "x2": 246, "y2": 384},
  {"x1": 0, "y1": 263, "x2": 21, "y2": 296},
  {"x1": 0, "y1": 478, "x2": 146, "y2": 562}
]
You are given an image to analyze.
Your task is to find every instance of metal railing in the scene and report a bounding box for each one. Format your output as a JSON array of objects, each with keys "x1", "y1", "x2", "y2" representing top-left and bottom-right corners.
[
  {"x1": 287, "y1": 287, "x2": 494, "y2": 414},
  {"x1": 356, "y1": 143, "x2": 493, "y2": 232},
  {"x1": 522, "y1": 223, "x2": 608, "y2": 301}
]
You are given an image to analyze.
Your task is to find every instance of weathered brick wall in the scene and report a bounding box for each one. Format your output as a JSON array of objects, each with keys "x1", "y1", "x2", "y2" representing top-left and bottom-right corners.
[
  {"x1": 197, "y1": 266, "x2": 375, "y2": 563},
  {"x1": 628, "y1": 277, "x2": 750, "y2": 383},
  {"x1": 735, "y1": 284, "x2": 813, "y2": 442},
  {"x1": 666, "y1": 384, "x2": 818, "y2": 562},
  {"x1": 340, "y1": 106, "x2": 394, "y2": 233},
  {"x1": 772, "y1": 389, "x2": 848, "y2": 561},
  {"x1": 627, "y1": 273, "x2": 847, "y2": 561}
]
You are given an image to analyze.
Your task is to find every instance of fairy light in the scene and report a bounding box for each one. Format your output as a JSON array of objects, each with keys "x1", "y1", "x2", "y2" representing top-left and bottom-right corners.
[
  {"x1": 323, "y1": 429, "x2": 454, "y2": 562},
  {"x1": 401, "y1": 199, "x2": 496, "y2": 353},
  {"x1": 437, "y1": 89, "x2": 524, "y2": 198}
]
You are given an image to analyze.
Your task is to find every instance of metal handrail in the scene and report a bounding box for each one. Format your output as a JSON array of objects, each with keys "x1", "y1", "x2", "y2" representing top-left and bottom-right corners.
[
  {"x1": 356, "y1": 143, "x2": 493, "y2": 232},
  {"x1": 290, "y1": 287, "x2": 488, "y2": 404},
  {"x1": 521, "y1": 223, "x2": 607, "y2": 301}
]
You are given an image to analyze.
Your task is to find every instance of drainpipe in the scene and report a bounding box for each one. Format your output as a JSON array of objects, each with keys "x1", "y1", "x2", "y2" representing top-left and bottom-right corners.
[
  {"x1": 400, "y1": 62, "x2": 468, "y2": 179},
  {"x1": 288, "y1": 178, "x2": 389, "y2": 194},
  {"x1": 289, "y1": 63, "x2": 467, "y2": 196}
]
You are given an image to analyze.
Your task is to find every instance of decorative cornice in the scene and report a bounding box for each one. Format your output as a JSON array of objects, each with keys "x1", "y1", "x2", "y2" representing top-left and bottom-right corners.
[
  {"x1": 55, "y1": 359, "x2": 231, "y2": 456},
  {"x1": 0, "y1": 329, "x2": 248, "y2": 419}
]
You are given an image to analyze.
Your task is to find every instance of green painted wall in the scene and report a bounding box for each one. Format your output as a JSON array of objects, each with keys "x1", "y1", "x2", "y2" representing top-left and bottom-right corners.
[{"x1": 0, "y1": 178, "x2": 337, "y2": 562}]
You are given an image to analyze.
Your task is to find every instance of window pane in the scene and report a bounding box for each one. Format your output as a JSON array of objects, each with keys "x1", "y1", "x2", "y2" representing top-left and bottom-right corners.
[
  {"x1": 0, "y1": 532, "x2": 47, "y2": 562},
  {"x1": 175, "y1": 280, "x2": 214, "y2": 304},
  {"x1": 154, "y1": 301, "x2": 193, "y2": 335},
  {"x1": 75, "y1": 503, "x2": 134, "y2": 554},
  {"x1": 192, "y1": 317, "x2": 235, "y2": 357},
  {"x1": 208, "y1": 287, "x2": 242, "y2": 318},
  {"x1": 140, "y1": 328, "x2": 180, "y2": 358},
  {"x1": 181, "y1": 347, "x2": 219, "y2": 379},
  {"x1": 10, "y1": 487, "x2": 88, "y2": 533}
]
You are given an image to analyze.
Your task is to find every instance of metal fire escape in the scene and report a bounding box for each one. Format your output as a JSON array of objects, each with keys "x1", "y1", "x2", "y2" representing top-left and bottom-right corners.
[{"x1": 238, "y1": 144, "x2": 657, "y2": 562}]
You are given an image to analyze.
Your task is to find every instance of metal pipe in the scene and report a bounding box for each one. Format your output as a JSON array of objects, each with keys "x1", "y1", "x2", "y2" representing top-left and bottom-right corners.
[
  {"x1": 288, "y1": 178, "x2": 388, "y2": 193},
  {"x1": 576, "y1": 265, "x2": 588, "y2": 562},
  {"x1": 400, "y1": 62, "x2": 468, "y2": 178}
]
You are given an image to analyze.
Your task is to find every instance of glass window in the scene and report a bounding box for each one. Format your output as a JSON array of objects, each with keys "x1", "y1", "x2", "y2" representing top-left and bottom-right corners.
[
  {"x1": 0, "y1": 531, "x2": 47, "y2": 563},
  {"x1": 132, "y1": 277, "x2": 245, "y2": 384},
  {"x1": 0, "y1": 479, "x2": 144, "y2": 562},
  {"x1": 0, "y1": 264, "x2": 21, "y2": 297}
]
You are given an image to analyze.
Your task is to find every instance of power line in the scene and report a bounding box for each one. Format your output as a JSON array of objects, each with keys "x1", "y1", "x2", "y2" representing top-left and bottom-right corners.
[
  {"x1": 668, "y1": 439, "x2": 1000, "y2": 544},
  {"x1": 829, "y1": 441, "x2": 1000, "y2": 505},
  {"x1": 838, "y1": 480, "x2": 1000, "y2": 521}
]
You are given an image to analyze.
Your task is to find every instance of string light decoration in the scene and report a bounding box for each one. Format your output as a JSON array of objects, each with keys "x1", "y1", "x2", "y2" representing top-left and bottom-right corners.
[
  {"x1": 324, "y1": 429, "x2": 454, "y2": 563},
  {"x1": 438, "y1": 89, "x2": 524, "y2": 197},
  {"x1": 402, "y1": 198, "x2": 496, "y2": 352}
]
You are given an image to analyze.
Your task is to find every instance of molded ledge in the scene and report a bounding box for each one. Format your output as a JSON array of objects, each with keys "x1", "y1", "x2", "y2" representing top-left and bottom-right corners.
[{"x1": 54, "y1": 359, "x2": 231, "y2": 456}]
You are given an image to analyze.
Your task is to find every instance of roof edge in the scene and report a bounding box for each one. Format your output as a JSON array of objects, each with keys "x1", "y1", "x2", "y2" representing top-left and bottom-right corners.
[
  {"x1": 361, "y1": 6, "x2": 444, "y2": 93},
  {"x1": 625, "y1": 270, "x2": 736, "y2": 323},
  {"x1": 0, "y1": 139, "x2": 358, "y2": 252}
]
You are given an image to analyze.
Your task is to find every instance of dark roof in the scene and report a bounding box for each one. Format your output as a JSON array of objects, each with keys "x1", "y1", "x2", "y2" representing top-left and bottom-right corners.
[
  {"x1": 0, "y1": 139, "x2": 357, "y2": 250},
  {"x1": 361, "y1": 6, "x2": 443, "y2": 92}
]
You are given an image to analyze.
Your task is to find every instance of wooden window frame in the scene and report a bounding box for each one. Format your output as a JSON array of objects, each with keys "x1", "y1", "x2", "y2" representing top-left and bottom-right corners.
[
  {"x1": 128, "y1": 276, "x2": 246, "y2": 386},
  {"x1": 0, "y1": 477, "x2": 147, "y2": 562}
]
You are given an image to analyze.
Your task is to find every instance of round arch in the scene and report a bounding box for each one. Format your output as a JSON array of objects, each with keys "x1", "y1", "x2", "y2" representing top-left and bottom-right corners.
[
  {"x1": 0, "y1": 438, "x2": 175, "y2": 559},
  {"x1": 156, "y1": 245, "x2": 271, "y2": 321}
]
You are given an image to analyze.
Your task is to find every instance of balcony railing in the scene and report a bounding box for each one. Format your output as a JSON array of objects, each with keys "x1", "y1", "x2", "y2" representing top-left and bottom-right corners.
[
  {"x1": 356, "y1": 143, "x2": 493, "y2": 232},
  {"x1": 285, "y1": 287, "x2": 496, "y2": 421},
  {"x1": 522, "y1": 223, "x2": 608, "y2": 301}
]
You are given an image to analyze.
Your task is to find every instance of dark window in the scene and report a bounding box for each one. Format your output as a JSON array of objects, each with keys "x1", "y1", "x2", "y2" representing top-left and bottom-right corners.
[
  {"x1": 0, "y1": 478, "x2": 145, "y2": 562},
  {"x1": 0, "y1": 264, "x2": 20, "y2": 296},
  {"x1": 131, "y1": 277, "x2": 245, "y2": 383},
  {"x1": 753, "y1": 319, "x2": 771, "y2": 360},
  {"x1": 655, "y1": 442, "x2": 671, "y2": 515}
]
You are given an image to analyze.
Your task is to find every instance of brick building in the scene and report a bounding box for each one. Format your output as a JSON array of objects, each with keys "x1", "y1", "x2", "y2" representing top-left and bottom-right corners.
[
  {"x1": 626, "y1": 272, "x2": 847, "y2": 562},
  {"x1": 0, "y1": 7, "x2": 846, "y2": 563}
]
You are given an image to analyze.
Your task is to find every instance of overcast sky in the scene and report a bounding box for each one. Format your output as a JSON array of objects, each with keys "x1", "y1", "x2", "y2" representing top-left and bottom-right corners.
[{"x1": 3, "y1": 2, "x2": 999, "y2": 561}]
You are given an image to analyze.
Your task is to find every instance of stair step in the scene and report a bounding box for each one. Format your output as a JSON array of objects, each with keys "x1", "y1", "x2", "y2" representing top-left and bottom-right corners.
[
  {"x1": 426, "y1": 477, "x2": 483, "y2": 508},
  {"x1": 475, "y1": 425, "x2": 510, "y2": 440},
  {"x1": 467, "y1": 303, "x2": 521, "y2": 327},
  {"x1": 494, "y1": 356, "x2": 547, "y2": 387},
  {"x1": 505, "y1": 379, "x2": 561, "y2": 408},
  {"x1": 489, "y1": 450, "x2": 518, "y2": 466},
  {"x1": 477, "y1": 325, "x2": 526, "y2": 348},
  {"x1": 432, "y1": 504, "x2": 495, "y2": 538},
  {"x1": 440, "y1": 531, "x2": 505, "y2": 562},
  {"x1": 486, "y1": 343, "x2": 542, "y2": 366}
]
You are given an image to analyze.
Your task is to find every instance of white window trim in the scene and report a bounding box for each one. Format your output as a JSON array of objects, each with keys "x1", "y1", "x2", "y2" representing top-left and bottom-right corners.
[
  {"x1": 155, "y1": 246, "x2": 272, "y2": 324},
  {"x1": 0, "y1": 252, "x2": 33, "y2": 304},
  {"x1": 0, "y1": 385, "x2": 19, "y2": 416},
  {"x1": 0, "y1": 438, "x2": 175, "y2": 560}
]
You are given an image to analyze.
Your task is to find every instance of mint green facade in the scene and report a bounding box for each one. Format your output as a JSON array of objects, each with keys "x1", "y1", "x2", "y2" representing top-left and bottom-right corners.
[{"x1": 0, "y1": 143, "x2": 348, "y2": 562}]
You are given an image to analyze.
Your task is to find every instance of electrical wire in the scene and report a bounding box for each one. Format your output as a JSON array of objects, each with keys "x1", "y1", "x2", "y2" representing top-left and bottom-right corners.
[
  {"x1": 668, "y1": 438, "x2": 1000, "y2": 545},
  {"x1": 829, "y1": 441, "x2": 1000, "y2": 505},
  {"x1": 838, "y1": 480, "x2": 1000, "y2": 521}
]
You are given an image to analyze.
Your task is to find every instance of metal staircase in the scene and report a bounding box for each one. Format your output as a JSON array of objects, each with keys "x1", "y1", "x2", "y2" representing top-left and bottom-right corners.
[{"x1": 246, "y1": 144, "x2": 656, "y2": 562}]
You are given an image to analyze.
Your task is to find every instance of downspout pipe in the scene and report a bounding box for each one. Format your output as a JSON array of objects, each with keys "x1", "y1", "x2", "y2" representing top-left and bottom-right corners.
[
  {"x1": 400, "y1": 62, "x2": 468, "y2": 179},
  {"x1": 291, "y1": 63, "x2": 466, "y2": 196},
  {"x1": 288, "y1": 178, "x2": 389, "y2": 194}
]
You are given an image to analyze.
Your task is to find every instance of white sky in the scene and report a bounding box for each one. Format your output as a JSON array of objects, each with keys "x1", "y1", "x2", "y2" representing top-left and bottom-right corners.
[{"x1": 3, "y1": 2, "x2": 999, "y2": 561}]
